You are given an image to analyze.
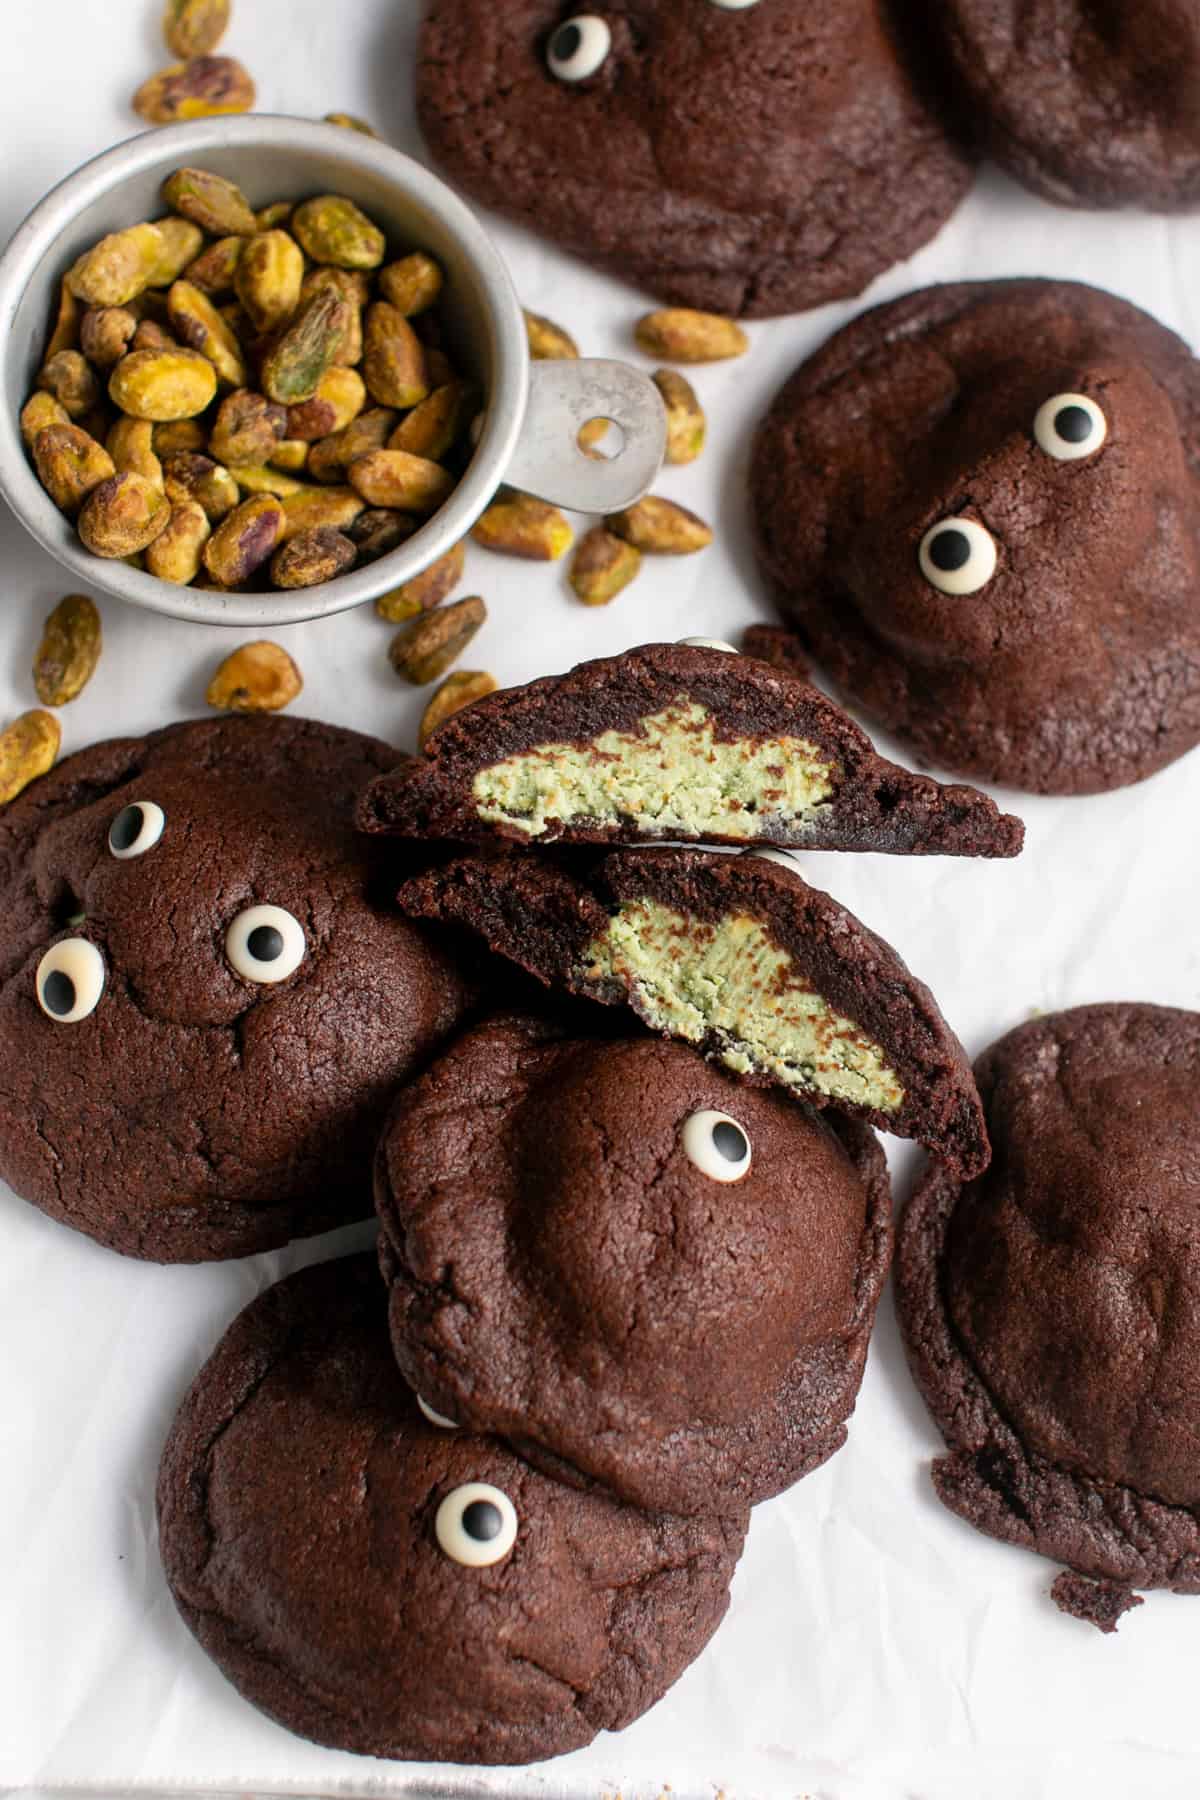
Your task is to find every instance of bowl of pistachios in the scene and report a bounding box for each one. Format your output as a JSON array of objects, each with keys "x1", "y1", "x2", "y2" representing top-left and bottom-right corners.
[{"x1": 0, "y1": 115, "x2": 666, "y2": 627}]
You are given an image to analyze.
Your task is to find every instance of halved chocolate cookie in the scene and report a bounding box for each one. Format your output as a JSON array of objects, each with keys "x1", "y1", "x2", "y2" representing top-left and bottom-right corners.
[
  {"x1": 897, "y1": 1003, "x2": 1200, "y2": 1630},
  {"x1": 377, "y1": 1014, "x2": 892, "y2": 1517},
  {"x1": 359, "y1": 642, "x2": 1023, "y2": 857},
  {"x1": 159, "y1": 1254, "x2": 747, "y2": 1763},
  {"x1": 398, "y1": 846, "x2": 989, "y2": 1175}
]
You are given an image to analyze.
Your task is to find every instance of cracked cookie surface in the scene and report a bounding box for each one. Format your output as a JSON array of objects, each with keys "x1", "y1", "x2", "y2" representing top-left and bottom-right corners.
[
  {"x1": 0, "y1": 715, "x2": 475, "y2": 1261},
  {"x1": 753, "y1": 279, "x2": 1200, "y2": 793},
  {"x1": 416, "y1": 0, "x2": 973, "y2": 317},
  {"x1": 896, "y1": 1003, "x2": 1200, "y2": 1630},
  {"x1": 158, "y1": 1253, "x2": 747, "y2": 1763},
  {"x1": 927, "y1": 0, "x2": 1200, "y2": 210},
  {"x1": 376, "y1": 1015, "x2": 892, "y2": 1517}
]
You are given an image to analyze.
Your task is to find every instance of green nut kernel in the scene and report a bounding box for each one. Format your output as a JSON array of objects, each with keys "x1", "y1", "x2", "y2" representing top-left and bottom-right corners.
[
  {"x1": 144, "y1": 499, "x2": 211, "y2": 584},
  {"x1": 363, "y1": 302, "x2": 429, "y2": 408},
  {"x1": 162, "y1": 0, "x2": 231, "y2": 59},
  {"x1": 209, "y1": 389, "x2": 287, "y2": 467},
  {"x1": 162, "y1": 166, "x2": 257, "y2": 237},
  {"x1": 67, "y1": 224, "x2": 167, "y2": 307},
  {"x1": 147, "y1": 217, "x2": 206, "y2": 287},
  {"x1": 235, "y1": 229, "x2": 305, "y2": 335},
  {"x1": 134, "y1": 57, "x2": 255, "y2": 126},
  {"x1": 202, "y1": 495, "x2": 286, "y2": 586},
  {"x1": 108, "y1": 346, "x2": 218, "y2": 421},
  {"x1": 260, "y1": 287, "x2": 351, "y2": 405},
  {"x1": 347, "y1": 449, "x2": 452, "y2": 514},
  {"x1": 166, "y1": 279, "x2": 247, "y2": 387},
  {"x1": 269, "y1": 525, "x2": 357, "y2": 589},
  {"x1": 33, "y1": 594, "x2": 103, "y2": 706},
  {"x1": 163, "y1": 451, "x2": 240, "y2": 522},
  {"x1": 32, "y1": 424, "x2": 116, "y2": 515},
  {"x1": 36, "y1": 350, "x2": 100, "y2": 420},
  {"x1": 379, "y1": 253, "x2": 444, "y2": 317},
  {"x1": 291, "y1": 195, "x2": 386, "y2": 270},
  {"x1": 78, "y1": 471, "x2": 171, "y2": 558},
  {"x1": 184, "y1": 235, "x2": 245, "y2": 298}
]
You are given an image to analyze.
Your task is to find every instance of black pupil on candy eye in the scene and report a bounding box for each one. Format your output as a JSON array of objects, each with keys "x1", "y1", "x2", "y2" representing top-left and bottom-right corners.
[
  {"x1": 247, "y1": 925, "x2": 285, "y2": 963},
  {"x1": 110, "y1": 805, "x2": 143, "y2": 851},
  {"x1": 462, "y1": 1500, "x2": 503, "y2": 1542},
  {"x1": 712, "y1": 1121, "x2": 747, "y2": 1162},
  {"x1": 928, "y1": 529, "x2": 971, "y2": 572},
  {"x1": 552, "y1": 22, "x2": 583, "y2": 59},
  {"x1": 1054, "y1": 405, "x2": 1092, "y2": 444},
  {"x1": 43, "y1": 971, "x2": 75, "y2": 1017}
]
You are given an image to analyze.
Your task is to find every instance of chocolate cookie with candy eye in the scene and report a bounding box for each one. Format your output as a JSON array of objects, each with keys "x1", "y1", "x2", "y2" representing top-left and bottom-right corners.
[
  {"x1": 396, "y1": 845, "x2": 990, "y2": 1175},
  {"x1": 0, "y1": 716, "x2": 476, "y2": 1262},
  {"x1": 753, "y1": 279, "x2": 1200, "y2": 794},
  {"x1": 158, "y1": 1254, "x2": 747, "y2": 1763},
  {"x1": 376, "y1": 1015, "x2": 892, "y2": 1517},
  {"x1": 416, "y1": 1, "x2": 973, "y2": 317},
  {"x1": 927, "y1": 0, "x2": 1200, "y2": 211},
  {"x1": 897, "y1": 1004, "x2": 1200, "y2": 1633},
  {"x1": 359, "y1": 640, "x2": 1024, "y2": 858}
]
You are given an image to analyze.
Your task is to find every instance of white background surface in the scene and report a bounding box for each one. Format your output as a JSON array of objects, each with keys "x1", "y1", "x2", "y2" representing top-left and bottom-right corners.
[{"x1": 2, "y1": 5, "x2": 1200, "y2": 1797}]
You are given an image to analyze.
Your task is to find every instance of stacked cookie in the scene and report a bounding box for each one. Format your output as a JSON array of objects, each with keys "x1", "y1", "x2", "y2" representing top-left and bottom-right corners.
[
  {"x1": 0, "y1": 640, "x2": 1024, "y2": 1760},
  {"x1": 416, "y1": 3, "x2": 1200, "y2": 320}
]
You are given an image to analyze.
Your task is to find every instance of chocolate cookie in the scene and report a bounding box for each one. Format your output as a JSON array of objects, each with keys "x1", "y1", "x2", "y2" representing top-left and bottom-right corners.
[
  {"x1": 360, "y1": 641, "x2": 1024, "y2": 857},
  {"x1": 753, "y1": 279, "x2": 1200, "y2": 793},
  {"x1": 377, "y1": 1014, "x2": 892, "y2": 1517},
  {"x1": 929, "y1": 1, "x2": 1200, "y2": 210},
  {"x1": 0, "y1": 716, "x2": 475, "y2": 1261},
  {"x1": 398, "y1": 846, "x2": 989, "y2": 1174},
  {"x1": 158, "y1": 1254, "x2": 747, "y2": 1763},
  {"x1": 416, "y1": 2, "x2": 973, "y2": 317},
  {"x1": 897, "y1": 1003, "x2": 1200, "y2": 1630}
]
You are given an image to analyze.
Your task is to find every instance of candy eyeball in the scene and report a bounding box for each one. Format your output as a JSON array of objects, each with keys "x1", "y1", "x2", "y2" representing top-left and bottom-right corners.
[
  {"x1": 682, "y1": 1109, "x2": 753, "y2": 1182},
  {"x1": 918, "y1": 517, "x2": 998, "y2": 596},
  {"x1": 417, "y1": 1394, "x2": 460, "y2": 1431},
  {"x1": 708, "y1": 0, "x2": 763, "y2": 8},
  {"x1": 678, "y1": 636, "x2": 739, "y2": 653},
  {"x1": 108, "y1": 801, "x2": 166, "y2": 860},
  {"x1": 36, "y1": 938, "x2": 105, "y2": 1023},
  {"x1": 225, "y1": 904, "x2": 306, "y2": 985},
  {"x1": 546, "y1": 15, "x2": 612, "y2": 81},
  {"x1": 435, "y1": 1482, "x2": 519, "y2": 1567},
  {"x1": 1033, "y1": 393, "x2": 1108, "y2": 462}
]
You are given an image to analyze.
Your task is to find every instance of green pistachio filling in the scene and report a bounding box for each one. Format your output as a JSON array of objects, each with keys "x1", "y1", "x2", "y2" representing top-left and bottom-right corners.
[
  {"x1": 470, "y1": 701, "x2": 836, "y2": 838},
  {"x1": 583, "y1": 898, "x2": 904, "y2": 1113}
]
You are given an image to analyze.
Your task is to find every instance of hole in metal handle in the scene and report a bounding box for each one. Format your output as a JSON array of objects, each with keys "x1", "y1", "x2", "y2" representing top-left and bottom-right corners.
[{"x1": 502, "y1": 358, "x2": 667, "y2": 513}]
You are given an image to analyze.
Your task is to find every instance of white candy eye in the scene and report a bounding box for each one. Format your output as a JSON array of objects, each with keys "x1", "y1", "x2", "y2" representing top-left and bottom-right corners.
[
  {"x1": 546, "y1": 14, "x2": 612, "y2": 81},
  {"x1": 417, "y1": 1394, "x2": 460, "y2": 1430},
  {"x1": 682, "y1": 1109, "x2": 752, "y2": 1182},
  {"x1": 678, "y1": 636, "x2": 738, "y2": 653},
  {"x1": 918, "y1": 517, "x2": 997, "y2": 595},
  {"x1": 36, "y1": 938, "x2": 105, "y2": 1023},
  {"x1": 708, "y1": 0, "x2": 763, "y2": 8},
  {"x1": 224, "y1": 904, "x2": 306, "y2": 985},
  {"x1": 742, "y1": 847, "x2": 801, "y2": 871},
  {"x1": 108, "y1": 800, "x2": 165, "y2": 860},
  {"x1": 1033, "y1": 393, "x2": 1107, "y2": 462},
  {"x1": 435, "y1": 1482, "x2": 518, "y2": 1567}
]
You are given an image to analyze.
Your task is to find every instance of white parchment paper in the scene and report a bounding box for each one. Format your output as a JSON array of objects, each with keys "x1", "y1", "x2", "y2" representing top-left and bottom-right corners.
[{"x1": 2, "y1": 5, "x2": 1200, "y2": 1796}]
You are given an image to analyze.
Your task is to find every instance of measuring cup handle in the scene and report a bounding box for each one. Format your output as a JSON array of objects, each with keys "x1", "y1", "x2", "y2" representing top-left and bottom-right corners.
[{"x1": 501, "y1": 358, "x2": 667, "y2": 513}]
